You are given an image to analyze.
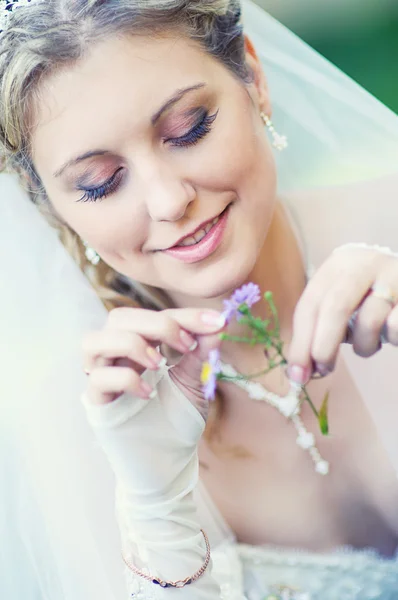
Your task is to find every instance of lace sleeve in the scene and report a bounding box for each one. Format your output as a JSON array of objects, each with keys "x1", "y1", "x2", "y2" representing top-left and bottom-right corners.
[{"x1": 82, "y1": 368, "x2": 247, "y2": 599}]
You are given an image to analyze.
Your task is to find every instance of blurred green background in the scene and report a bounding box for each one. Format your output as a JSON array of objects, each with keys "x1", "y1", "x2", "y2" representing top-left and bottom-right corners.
[{"x1": 254, "y1": 0, "x2": 398, "y2": 113}]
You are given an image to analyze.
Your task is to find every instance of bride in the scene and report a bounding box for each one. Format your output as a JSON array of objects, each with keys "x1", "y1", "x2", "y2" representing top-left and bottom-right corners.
[{"x1": 1, "y1": 1, "x2": 398, "y2": 598}]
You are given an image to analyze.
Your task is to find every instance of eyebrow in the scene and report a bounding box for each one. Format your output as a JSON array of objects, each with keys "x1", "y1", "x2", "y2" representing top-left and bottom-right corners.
[{"x1": 53, "y1": 82, "x2": 206, "y2": 178}]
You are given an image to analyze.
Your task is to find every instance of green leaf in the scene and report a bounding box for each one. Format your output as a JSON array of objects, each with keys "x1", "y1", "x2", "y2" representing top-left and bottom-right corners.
[
  {"x1": 318, "y1": 391, "x2": 330, "y2": 436},
  {"x1": 249, "y1": 317, "x2": 271, "y2": 335}
]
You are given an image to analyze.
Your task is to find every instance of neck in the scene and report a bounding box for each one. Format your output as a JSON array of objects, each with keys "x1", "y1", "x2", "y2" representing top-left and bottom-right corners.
[
  {"x1": 251, "y1": 200, "x2": 307, "y2": 337},
  {"x1": 167, "y1": 200, "x2": 307, "y2": 339}
]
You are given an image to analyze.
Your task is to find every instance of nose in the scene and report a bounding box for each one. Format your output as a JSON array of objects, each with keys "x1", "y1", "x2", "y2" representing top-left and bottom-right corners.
[{"x1": 140, "y1": 160, "x2": 196, "y2": 222}]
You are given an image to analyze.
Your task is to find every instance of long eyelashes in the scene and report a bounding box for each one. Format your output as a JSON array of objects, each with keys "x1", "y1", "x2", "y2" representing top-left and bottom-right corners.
[
  {"x1": 77, "y1": 167, "x2": 124, "y2": 203},
  {"x1": 75, "y1": 110, "x2": 218, "y2": 204},
  {"x1": 168, "y1": 109, "x2": 218, "y2": 148}
]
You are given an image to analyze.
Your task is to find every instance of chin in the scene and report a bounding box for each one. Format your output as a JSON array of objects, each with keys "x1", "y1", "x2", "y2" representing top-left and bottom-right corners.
[{"x1": 180, "y1": 251, "x2": 259, "y2": 301}]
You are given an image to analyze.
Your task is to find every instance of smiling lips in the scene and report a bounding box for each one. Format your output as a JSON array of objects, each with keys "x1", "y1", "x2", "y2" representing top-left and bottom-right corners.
[
  {"x1": 163, "y1": 206, "x2": 229, "y2": 263},
  {"x1": 176, "y1": 214, "x2": 222, "y2": 247}
]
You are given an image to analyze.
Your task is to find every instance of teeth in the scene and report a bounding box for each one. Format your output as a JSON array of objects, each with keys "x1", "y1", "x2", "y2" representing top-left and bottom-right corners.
[
  {"x1": 178, "y1": 231, "x2": 205, "y2": 247},
  {"x1": 177, "y1": 216, "x2": 220, "y2": 247},
  {"x1": 204, "y1": 220, "x2": 215, "y2": 234},
  {"x1": 193, "y1": 228, "x2": 207, "y2": 243}
]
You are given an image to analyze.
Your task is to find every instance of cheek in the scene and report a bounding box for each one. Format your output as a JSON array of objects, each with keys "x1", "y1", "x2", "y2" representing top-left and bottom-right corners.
[
  {"x1": 86, "y1": 210, "x2": 148, "y2": 258},
  {"x1": 192, "y1": 107, "x2": 275, "y2": 198},
  {"x1": 47, "y1": 189, "x2": 147, "y2": 258}
]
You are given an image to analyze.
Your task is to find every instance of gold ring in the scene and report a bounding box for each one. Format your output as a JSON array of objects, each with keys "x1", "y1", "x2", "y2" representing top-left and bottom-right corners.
[{"x1": 370, "y1": 284, "x2": 397, "y2": 307}]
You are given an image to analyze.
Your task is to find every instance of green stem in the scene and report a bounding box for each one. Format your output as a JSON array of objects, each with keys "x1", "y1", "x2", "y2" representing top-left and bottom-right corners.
[
  {"x1": 220, "y1": 333, "x2": 263, "y2": 344},
  {"x1": 218, "y1": 361, "x2": 287, "y2": 383},
  {"x1": 302, "y1": 387, "x2": 319, "y2": 419},
  {"x1": 264, "y1": 292, "x2": 280, "y2": 338},
  {"x1": 244, "y1": 361, "x2": 286, "y2": 379}
]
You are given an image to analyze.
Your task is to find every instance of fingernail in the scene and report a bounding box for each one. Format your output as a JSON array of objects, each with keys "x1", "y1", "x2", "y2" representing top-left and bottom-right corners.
[
  {"x1": 201, "y1": 311, "x2": 226, "y2": 329},
  {"x1": 180, "y1": 330, "x2": 198, "y2": 352},
  {"x1": 146, "y1": 347, "x2": 166, "y2": 368},
  {"x1": 140, "y1": 380, "x2": 154, "y2": 398},
  {"x1": 314, "y1": 362, "x2": 333, "y2": 377},
  {"x1": 287, "y1": 365, "x2": 311, "y2": 385}
]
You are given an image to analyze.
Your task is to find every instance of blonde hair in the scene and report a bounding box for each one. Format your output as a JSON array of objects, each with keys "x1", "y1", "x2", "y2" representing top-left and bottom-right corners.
[{"x1": 0, "y1": 0, "x2": 250, "y2": 451}]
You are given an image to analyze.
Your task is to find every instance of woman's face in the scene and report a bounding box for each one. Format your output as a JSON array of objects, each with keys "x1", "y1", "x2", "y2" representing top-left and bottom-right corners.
[{"x1": 32, "y1": 33, "x2": 277, "y2": 300}]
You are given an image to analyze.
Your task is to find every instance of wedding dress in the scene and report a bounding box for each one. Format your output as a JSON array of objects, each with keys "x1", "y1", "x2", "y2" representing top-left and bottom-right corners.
[
  {"x1": 198, "y1": 483, "x2": 398, "y2": 600},
  {"x1": 1, "y1": 1, "x2": 398, "y2": 599}
]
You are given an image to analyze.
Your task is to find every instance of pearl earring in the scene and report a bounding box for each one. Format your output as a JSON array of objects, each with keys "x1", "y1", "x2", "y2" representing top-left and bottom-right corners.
[
  {"x1": 82, "y1": 241, "x2": 100, "y2": 266},
  {"x1": 260, "y1": 112, "x2": 288, "y2": 151}
]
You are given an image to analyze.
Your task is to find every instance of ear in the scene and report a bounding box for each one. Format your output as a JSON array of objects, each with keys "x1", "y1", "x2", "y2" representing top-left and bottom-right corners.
[{"x1": 244, "y1": 35, "x2": 272, "y2": 117}]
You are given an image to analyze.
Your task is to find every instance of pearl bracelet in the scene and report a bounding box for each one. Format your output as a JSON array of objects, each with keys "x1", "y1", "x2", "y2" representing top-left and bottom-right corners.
[
  {"x1": 333, "y1": 242, "x2": 398, "y2": 259},
  {"x1": 122, "y1": 529, "x2": 211, "y2": 589}
]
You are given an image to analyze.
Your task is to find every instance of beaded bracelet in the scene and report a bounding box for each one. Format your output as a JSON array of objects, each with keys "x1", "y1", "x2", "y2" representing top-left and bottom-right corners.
[
  {"x1": 333, "y1": 242, "x2": 398, "y2": 260},
  {"x1": 122, "y1": 529, "x2": 211, "y2": 589}
]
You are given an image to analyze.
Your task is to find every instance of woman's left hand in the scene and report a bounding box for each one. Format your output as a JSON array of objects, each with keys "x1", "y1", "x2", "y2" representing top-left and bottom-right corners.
[{"x1": 287, "y1": 245, "x2": 398, "y2": 384}]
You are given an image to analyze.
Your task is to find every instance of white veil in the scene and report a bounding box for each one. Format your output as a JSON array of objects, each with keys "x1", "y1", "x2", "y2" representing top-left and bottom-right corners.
[
  {"x1": 1, "y1": 1, "x2": 397, "y2": 598},
  {"x1": 242, "y1": 1, "x2": 398, "y2": 189}
]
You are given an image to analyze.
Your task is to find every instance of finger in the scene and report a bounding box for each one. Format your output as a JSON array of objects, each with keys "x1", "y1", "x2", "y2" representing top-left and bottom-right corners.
[
  {"x1": 82, "y1": 330, "x2": 165, "y2": 374},
  {"x1": 287, "y1": 273, "x2": 327, "y2": 384},
  {"x1": 384, "y1": 305, "x2": 398, "y2": 346},
  {"x1": 310, "y1": 287, "x2": 365, "y2": 370},
  {"x1": 165, "y1": 308, "x2": 226, "y2": 332},
  {"x1": 109, "y1": 307, "x2": 225, "y2": 334},
  {"x1": 174, "y1": 331, "x2": 222, "y2": 373},
  {"x1": 351, "y1": 293, "x2": 392, "y2": 357},
  {"x1": 87, "y1": 366, "x2": 155, "y2": 405},
  {"x1": 107, "y1": 307, "x2": 226, "y2": 354},
  {"x1": 107, "y1": 309, "x2": 194, "y2": 354},
  {"x1": 289, "y1": 269, "x2": 372, "y2": 382}
]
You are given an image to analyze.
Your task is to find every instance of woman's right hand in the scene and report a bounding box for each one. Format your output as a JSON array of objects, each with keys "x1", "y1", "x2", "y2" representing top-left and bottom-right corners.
[
  {"x1": 82, "y1": 306, "x2": 225, "y2": 416},
  {"x1": 81, "y1": 307, "x2": 225, "y2": 507}
]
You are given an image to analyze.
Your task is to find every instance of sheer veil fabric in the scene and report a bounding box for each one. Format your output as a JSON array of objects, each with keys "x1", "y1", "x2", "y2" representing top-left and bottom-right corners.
[{"x1": 1, "y1": 1, "x2": 398, "y2": 598}]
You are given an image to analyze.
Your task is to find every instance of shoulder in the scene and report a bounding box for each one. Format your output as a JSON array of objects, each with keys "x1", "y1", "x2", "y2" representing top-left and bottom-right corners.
[{"x1": 283, "y1": 173, "x2": 398, "y2": 266}]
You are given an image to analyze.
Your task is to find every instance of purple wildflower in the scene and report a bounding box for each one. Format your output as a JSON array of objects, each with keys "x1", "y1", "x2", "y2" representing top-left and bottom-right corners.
[
  {"x1": 222, "y1": 298, "x2": 240, "y2": 324},
  {"x1": 201, "y1": 349, "x2": 221, "y2": 401},
  {"x1": 222, "y1": 283, "x2": 261, "y2": 323}
]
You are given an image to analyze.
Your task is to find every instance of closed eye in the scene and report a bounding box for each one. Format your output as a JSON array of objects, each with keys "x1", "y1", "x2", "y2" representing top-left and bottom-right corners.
[
  {"x1": 76, "y1": 167, "x2": 125, "y2": 203},
  {"x1": 167, "y1": 110, "x2": 218, "y2": 148}
]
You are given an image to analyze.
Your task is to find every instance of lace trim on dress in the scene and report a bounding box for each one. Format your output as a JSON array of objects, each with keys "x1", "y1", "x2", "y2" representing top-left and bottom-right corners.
[{"x1": 236, "y1": 542, "x2": 398, "y2": 600}]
